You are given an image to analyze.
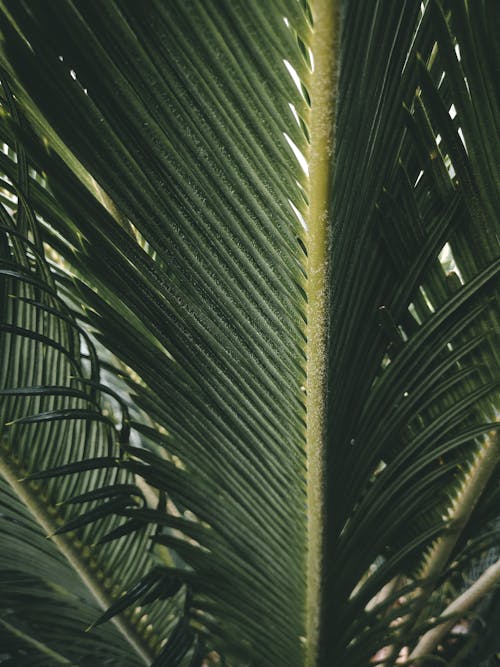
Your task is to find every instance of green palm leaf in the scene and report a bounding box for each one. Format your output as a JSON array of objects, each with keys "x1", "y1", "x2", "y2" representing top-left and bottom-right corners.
[{"x1": 0, "y1": 1, "x2": 498, "y2": 666}]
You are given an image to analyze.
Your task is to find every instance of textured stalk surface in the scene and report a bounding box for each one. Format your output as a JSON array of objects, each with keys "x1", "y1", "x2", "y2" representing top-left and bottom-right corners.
[{"x1": 305, "y1": 2, "x2": 340, "y2": 665}]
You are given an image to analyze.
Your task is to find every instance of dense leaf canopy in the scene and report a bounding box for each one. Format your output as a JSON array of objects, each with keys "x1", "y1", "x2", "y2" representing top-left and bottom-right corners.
[{"x1": 0, "y1": 2, "x2": 498, "y2": 666}]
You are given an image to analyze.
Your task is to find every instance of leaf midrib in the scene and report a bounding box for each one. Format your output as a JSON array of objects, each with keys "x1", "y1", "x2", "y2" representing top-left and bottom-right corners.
[{"x1": 305, "y1": 2, "x2": 340, "y2": 666}]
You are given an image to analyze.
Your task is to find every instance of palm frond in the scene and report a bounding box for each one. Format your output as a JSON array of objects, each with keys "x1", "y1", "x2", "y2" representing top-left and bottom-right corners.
[
  {"x1": 0, "y1": 2, "x2": 311, "y2": 664},
  {"x1": 0, "y1": 1, "x2": 498, "y2": 666},
  {"x1": 0, "y1": 122, "x2": 187, "y2": 663}
]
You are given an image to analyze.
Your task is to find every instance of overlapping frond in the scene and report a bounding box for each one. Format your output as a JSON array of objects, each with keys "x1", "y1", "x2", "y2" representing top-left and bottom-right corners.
[
  {"x1": 0, "y1": 83, "x2": 189, "y2": 664},
  {"x1": 321, "y1": 1, "x2": 499, "y2": 663},
  {"x1": 0, "y1": 475, "x2": 160, "y2": 667},
  {"x1": 0, "y1": 2, "x2": 313, "y2": 665}
]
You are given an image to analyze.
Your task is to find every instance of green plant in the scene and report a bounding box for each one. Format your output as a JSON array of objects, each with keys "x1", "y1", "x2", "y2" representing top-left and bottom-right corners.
[{"x1": 0, "y1": 1, "x2": 498, "y2": 666}]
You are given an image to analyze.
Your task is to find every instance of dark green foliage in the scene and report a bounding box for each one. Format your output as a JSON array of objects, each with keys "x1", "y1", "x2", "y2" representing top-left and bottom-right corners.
[{"x1": 0, "y1": 2, "x2": 498, "y2": 666}]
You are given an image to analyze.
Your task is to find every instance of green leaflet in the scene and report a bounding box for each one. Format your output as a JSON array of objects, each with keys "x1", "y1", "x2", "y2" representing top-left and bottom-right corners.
[{"x1": 0, "y1": 1, "x2": 499, "y2": 666}]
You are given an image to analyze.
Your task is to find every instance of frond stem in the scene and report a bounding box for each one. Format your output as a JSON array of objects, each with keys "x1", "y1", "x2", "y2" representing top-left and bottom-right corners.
[
  {"x1": 305, "y1": 2, "x2": 340, "y2": 665},
  {"x1": 0, "y1": 452, "x2": 155, "y2": 666},
  {"x1": 419, "y1": 429, "x2": 500, "y2": 584},
  {"x1": 409, "y1": 557, "x2": 500, "y2": 663},
  {"x1": 383, "y1": 429, "x2": 500, "y2": 665}
]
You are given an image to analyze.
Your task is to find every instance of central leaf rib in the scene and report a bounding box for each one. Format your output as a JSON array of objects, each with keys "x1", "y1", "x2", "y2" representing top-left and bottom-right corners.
[{"x1": 305, "y1": 2, "x2": 340, "y2": 665}]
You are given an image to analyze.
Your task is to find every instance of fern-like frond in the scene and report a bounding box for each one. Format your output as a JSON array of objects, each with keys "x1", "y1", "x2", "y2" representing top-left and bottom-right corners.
[{"x1": 0, "y1": 124, "x2": 188, "y2": 663}]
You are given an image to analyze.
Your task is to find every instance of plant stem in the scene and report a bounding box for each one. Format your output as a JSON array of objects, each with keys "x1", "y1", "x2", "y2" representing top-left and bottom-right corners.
[
  {"x1": 383, "y1": 429, "x2": 499, "y2": 665},
  {"x1": 0, "y1": 453, "x2": 154, "y2": 666},
  {"x1": 419, "y1": 430, "x2": 500, "y2": 584},
  {"x1": 409, "y1": 557, "x2": 500, "y2": 663},
  {"x1": 305, "y1": 2, "x2": 340, "y2": 665}
]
